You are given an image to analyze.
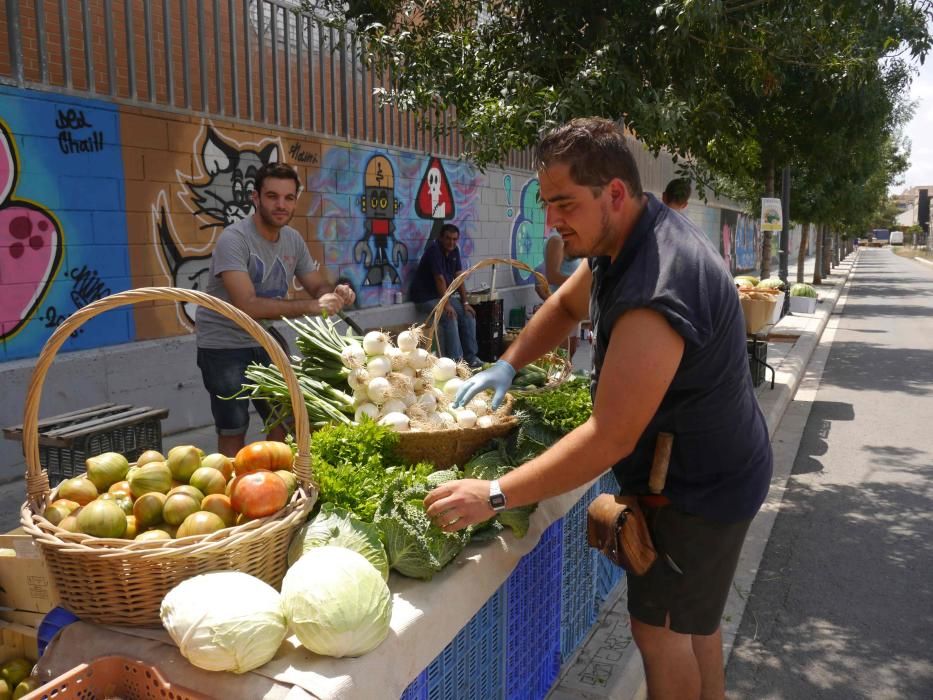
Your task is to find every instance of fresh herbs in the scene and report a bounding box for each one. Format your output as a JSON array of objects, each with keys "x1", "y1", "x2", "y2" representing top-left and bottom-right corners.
[{"x1": 512, "y1": 376, "x2": 592, "y2": 435}]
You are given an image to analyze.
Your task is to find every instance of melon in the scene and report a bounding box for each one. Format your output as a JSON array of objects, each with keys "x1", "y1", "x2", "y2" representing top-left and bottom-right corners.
[{"x1": 790, "y1": 283, "x2": 817, "y2": 298}]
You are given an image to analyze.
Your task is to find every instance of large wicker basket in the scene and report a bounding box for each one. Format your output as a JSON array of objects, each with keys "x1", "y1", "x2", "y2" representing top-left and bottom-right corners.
[{"x1": 19, "y1": 288, "x2": 316, "y2": 627}]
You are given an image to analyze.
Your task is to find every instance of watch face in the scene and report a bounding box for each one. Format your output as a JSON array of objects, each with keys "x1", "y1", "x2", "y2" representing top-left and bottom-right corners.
[{"x1": 489, "y1": 493, "x2": 506, "y2": 510}]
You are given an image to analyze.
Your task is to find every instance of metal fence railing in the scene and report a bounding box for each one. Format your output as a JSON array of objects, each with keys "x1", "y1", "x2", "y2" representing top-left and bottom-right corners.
[{"x1": 0, "y1": 0, "x2": 534, "y2": 169}]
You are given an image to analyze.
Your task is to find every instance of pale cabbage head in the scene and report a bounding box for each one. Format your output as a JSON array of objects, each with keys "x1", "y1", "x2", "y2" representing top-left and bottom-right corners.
[
  {"x1": 281, "y1": 546, "x2": 392, "y2": 658},
  {"x1": 160, "y1": 571, "x2": 287, "y2": 673}
]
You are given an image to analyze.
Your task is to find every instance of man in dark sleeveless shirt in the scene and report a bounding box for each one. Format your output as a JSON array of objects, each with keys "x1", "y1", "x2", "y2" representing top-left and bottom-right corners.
[{"x1": 425, "y1": 118, "x2": 772, "y2": 699}]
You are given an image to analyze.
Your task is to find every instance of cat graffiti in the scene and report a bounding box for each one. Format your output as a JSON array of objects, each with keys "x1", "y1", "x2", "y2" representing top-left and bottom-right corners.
[
  {"x1": 0, "y1": 121, "x2": 63, "y2": 342},
  {"x1": 153, "y1": 126, "x2": 283, "y2": 327},
  {"x1": 183, "y1": 126, "x2": 279, "y2": 230}
]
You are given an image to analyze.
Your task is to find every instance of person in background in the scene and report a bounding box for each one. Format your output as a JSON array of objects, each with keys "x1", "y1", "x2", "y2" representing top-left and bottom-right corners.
[
  {"x1": 196, "y1": 163, "x2": 355, "y2": 456},
  {"x1": 424, "y1": 118, "x2": 772, "y2": 700},
  {"x1": 662, "y1": 178, "x2": 692, "y2": 211},
  {"x1": 409, "y1": 223, "x2": 481, "y2": 367},
  {"x1": 543, "y1": 228, "x2": 582, "y2": 357}
]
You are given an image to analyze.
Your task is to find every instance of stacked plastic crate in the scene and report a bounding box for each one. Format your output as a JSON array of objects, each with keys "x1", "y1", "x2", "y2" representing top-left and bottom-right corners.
[{"x1": 558, "y1": 480, "x2": 600, "y2": 662}]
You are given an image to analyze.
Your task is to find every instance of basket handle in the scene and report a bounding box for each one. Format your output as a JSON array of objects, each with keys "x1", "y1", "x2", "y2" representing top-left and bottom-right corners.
[
  {"x1": 424, "y1": 257, "x2": 551, "y2": 348},
  {"x1": 21, "y1": 287, "x2": 312, "y2": 505}
]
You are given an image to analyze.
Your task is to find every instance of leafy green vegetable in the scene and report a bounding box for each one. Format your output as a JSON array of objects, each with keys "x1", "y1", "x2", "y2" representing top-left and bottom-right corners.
[
  {"x1": 311, "y1": 422, "x2": 433, "y2": 521},
  {"x1": 512, "y1": 377, "x2": 593, "y2": 435},
  {"x1": 463, "y1": 441, "x2": 536, "y2": 539},
  {"x1": 287, "y1": 503, "x2": 389, "y2": 581},
  {"x1": 374, "y1": 477, "x2": 470, "y2": 580}
]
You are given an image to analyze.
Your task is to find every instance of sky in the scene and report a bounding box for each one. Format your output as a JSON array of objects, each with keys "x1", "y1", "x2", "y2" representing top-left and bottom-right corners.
[{"x1": 895, "y1": 56, "x2": 933, "y2": 193}]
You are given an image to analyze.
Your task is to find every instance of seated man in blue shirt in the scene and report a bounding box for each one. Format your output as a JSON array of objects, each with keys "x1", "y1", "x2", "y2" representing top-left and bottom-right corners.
[{"x1": 409, "y1": 224, "x2": 480, "y2": 366}]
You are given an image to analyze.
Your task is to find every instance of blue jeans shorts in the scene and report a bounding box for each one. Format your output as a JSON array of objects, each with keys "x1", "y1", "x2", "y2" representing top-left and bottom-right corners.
[{"x1": 197, "y1": 346, "x2": 273, "y2": 436}]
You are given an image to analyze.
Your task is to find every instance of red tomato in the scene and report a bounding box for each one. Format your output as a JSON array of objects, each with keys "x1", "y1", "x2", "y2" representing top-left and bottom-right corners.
[
  {"x1": 230, "y1": 471, "x2": 289, "y2": 519},
  {"x1": 233, "y1": 441, "x2": 293, "y2": 475}
]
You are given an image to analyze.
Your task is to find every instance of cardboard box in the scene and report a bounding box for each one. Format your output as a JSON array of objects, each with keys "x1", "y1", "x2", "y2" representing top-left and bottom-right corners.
[
  {"x1": 768, "y1": 291, "x2": 785, "y2": 325},
  {"x1": 740, "y1": 296, "x2": 777, "y2": 334},
  {"x1": 0, "y1": 620, "x2": 39, "y2": 664},
  {"x1": 789, "y1": 295, "x2": 818, "y2": 314},
  {"x1": 0, "y1": 532, "x2": 59, "y2": 618}
]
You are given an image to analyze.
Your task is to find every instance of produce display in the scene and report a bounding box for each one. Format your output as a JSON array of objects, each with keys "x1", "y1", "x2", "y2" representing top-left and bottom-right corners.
[
  {"x1": 734, "y1": 275, "x2": 760, "y2": 287},
  {"x1": 756, "y1": 278, "x2": 785, "y2": 290},
  {"x1": 790, "y1": 282, "x2": 818, "y2": 297},
  {"x1": 239, "y1": 317, "x2": 510, "y2": 432},
  {"x1": 1, "y1": 658, "x2": 38, "y2": 699},
  {"x1": 40, "y1": 442, "x2": 299, "y2": 541}
]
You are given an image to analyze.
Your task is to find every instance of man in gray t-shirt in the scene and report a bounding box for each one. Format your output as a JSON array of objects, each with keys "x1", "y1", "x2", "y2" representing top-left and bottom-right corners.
[{"x1": 196, "y1": 163, "x2": 355, "y2": 456}]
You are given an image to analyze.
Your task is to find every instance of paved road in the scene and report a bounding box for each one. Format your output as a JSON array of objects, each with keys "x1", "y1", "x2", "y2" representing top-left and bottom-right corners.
[{"x1": 726, "y1": 249, "x2": 933, "y2": 699}]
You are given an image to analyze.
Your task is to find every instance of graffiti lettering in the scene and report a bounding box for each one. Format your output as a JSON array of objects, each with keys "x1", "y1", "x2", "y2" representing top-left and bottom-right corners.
[
  {"x1": 58, "y1": 130, "x2": 104, "y2": 155},
  {"x1": 56, "y1": 108, "x2": 103, "y2": 155},
  {"x1": 67, "y1": 265, "x2": 110, "y2": 307},
  {"x1": 288, "y1": 142, "x2": 318, "y2": 164},
  {"x1": 43, "y1": 306, "x2": 81, "y2": 337},
  {"x1": 55, "y1": 109, "x2": 93, "y2": 130}
]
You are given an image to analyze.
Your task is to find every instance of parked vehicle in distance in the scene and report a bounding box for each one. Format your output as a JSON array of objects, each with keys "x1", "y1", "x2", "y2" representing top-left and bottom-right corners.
[{"x1": 889, "y1": 230, "x2": 904, "y2": 245}]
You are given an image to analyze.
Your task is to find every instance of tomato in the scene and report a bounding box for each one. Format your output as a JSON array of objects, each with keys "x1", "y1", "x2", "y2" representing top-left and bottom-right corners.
[
  {"x1": 233, "y1": 441, "x2": 293, "y2": 475},
  {"x1": 230, "y1": 471, "x2": 289, "y2": 519}
]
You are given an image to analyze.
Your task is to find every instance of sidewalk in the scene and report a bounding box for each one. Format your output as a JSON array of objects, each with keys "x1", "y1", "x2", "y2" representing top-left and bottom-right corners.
[{"x1": 546, "y1": 255, "x2": 859, "y2": 700}]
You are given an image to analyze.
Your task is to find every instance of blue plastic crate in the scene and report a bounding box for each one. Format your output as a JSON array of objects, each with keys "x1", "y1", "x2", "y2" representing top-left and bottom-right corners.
[
  {"x1": 559, "y1": 481, "x2": 599, "y2": 661},
  {"x1": 400, "y1": 585, "x2": 506, "y2": 700},
  {"x1": 505, "y1": 519, "x2": 563, "y2": 700}
]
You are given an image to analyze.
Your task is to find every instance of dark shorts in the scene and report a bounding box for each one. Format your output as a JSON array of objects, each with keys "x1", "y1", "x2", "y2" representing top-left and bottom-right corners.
[
  {"x1": 626, "y1": 504, "x2": 752, "y2": 636},
  {"x1": 197, "y1": 346, "x2": 274, "y2": 436}
]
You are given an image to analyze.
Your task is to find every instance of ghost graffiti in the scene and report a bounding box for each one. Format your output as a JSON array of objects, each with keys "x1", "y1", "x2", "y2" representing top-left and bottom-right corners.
[
  {"x1": 354, "y1": 155, "x2": 408, "y2": 285},
  {"x1": 415, "y1": 157, "x2": 455, "y2": 241}
]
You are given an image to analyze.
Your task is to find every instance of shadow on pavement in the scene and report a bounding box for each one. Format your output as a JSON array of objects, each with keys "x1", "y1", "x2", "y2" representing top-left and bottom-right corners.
[
  {"x1": 790, "y1": 401, "x2": 855, "y2": 475},
  {"x1": 727, "y1": 463, "x2": 933, "y2": 699},
  {"x1": 817, "y1": 341, "x2": 933, "y2": 396}
]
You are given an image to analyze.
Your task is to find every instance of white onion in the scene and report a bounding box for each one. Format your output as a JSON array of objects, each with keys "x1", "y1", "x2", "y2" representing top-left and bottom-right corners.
[
  {"x1": 476, "y1": 415, "x2": 496, "y2": 428},
  {"x1": 340, "y1": 342, "x2": 366, "y2": 369},
  {"x1": 416, "y1": 391, "x2": 437, "y2": 412},
  {"x1": 401, "y1": 391, "x2": 418, "y2": 408},
  {"x1": 432, "y1": 357, "x2": 458, "y2": 382},
  {"x1": 381, "y1": 398, "x2": 408, "y2": 415},
  {"x1": 412, "y1": 373, "x2": 431, "y2": 393},
  {"x1": 454, "y1": 409, "x2": 477, "y2": 428},
  {"x1": 355, "y1": 403, "x2": 381, "y2": 422},
  {"x1": 347, "y1": 368, "x2": 370, "y2": 391},
  {"x1": 397, "y1": 330, "x2": 418, "y2": 353},
  {"x1": 367, "y1": 355, "x2": 392, "y2": 377},
  {"x1": 384, "y1": 345, "x2": 405, "y2": 371},
  {"x1": 367, "y1": 377, "x2": 392, "y2": 404},
  {"x1": 438, "y1": 411, "x2": 456, "y2": 427},
  {"x1": 378, "y1": 412, "x2": 410, "y2": 432},
  {"x1": 363, "y1": 331, "x2": 388, "y2": 356},
  {"x1": 405, "y1": 348, "x2": 432, "y2": 370},
  {"x1": 399, "y1": 366, "x2": 417, "y2": 378},
  {"x1": 468, "y1": 397, "x2": 489, "y2": 416},
  {"x1": 443, "y1": 377, "x2": 465, "y2": 401}
]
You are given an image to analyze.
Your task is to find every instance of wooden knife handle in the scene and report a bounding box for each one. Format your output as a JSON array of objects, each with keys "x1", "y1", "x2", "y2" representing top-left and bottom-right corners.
[{"x1": 648, "y1": 432, "x2": 673, "y2": 494}]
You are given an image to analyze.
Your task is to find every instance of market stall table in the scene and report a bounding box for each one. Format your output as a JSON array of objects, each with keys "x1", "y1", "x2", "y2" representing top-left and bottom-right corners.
[{"x1": 36, "y1": 482, "x2": 595, "y2": 700}]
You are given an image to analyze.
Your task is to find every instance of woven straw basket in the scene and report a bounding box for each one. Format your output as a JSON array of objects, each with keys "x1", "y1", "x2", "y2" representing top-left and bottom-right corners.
[
  {"x1": 19, "y1": 287, "x2": 316, "y2": 627},
  {"x1": 393, "y1": 258, "x2": 571, "y2": 468}
]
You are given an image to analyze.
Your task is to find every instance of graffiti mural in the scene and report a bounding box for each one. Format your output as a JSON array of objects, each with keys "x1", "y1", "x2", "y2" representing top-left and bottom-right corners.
[
  {"x1": 509, "y1": 178, "x2": 547, "y2": 285},
  {"x1": 146, "y1": 124, "x2": 284, "y2": 328},
  {"x1": 720, "y1": 209, "x2": 737, "y2": 274},
  {"x1": 355, "y1": 155, "x2": 407, "y2": 286},
  {"x1": 310, "y1": 148, "x2": 479, "y2": 308},
  {"x1": 0, "y1": 121, "x2": 64, "y2": 344},
  {"x1": 414, "y1": 156, "x2": 455, "y2": 241},
  {"x1": 734, "y1": 213, "x2": 759, "y2": 273},
  {"x1": 0, "y1": 88, "x2": 132, "y2": 361}
]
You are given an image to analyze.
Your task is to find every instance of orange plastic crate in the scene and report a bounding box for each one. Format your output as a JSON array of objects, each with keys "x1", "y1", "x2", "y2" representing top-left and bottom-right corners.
[{"x1": 24, "y1": 656, "x2": 212, "y2": 700}]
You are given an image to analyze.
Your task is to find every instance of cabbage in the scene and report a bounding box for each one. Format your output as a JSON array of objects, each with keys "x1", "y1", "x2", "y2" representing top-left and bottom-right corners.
[
  {"x1": 281, "y1": 546, "x2": 392, "y2": 658},
  {"x1": 287, "y1": 503, "x2": 389, "y2": 580},
  {"x1": 160, "y1": 572, "x2": 287, "y2": 673}
]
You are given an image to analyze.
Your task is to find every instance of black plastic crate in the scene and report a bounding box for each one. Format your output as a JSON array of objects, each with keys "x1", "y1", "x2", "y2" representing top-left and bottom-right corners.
[
  {"x1": 747, "y1": 339, "x2": 768, "y2": 387},
  {"x1": 475, "y1": 299, "x2": 504, "y2": 362}
]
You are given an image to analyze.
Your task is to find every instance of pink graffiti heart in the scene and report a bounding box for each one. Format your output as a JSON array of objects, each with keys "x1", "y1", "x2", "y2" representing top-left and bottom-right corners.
[{"x1": 0, "y1": 124, "x2": 62, "y2": 341}]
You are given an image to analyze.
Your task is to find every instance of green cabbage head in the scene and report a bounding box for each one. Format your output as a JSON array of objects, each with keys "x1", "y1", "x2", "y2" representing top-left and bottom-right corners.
[
  {"x1": 281, "y1": 546, "x2": 392, "y2": 657},
  {"x1": 160, "y1": 571, "x2": 287, "y2": 673}
]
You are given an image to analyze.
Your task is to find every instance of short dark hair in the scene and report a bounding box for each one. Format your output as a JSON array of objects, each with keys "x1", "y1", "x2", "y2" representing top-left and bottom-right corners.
[
  {"x1": 254, "y1": 163, "x2": 301, "y2": 194},
  {"x1": 663, "y1": 178, "x2": 692, "y2": 205},
  {"x1": 440, "y1": 223, "x2": 460, "y2": 237},
  {"x1": 535, "y1": 117, "x2": 643, "y2": 198}
]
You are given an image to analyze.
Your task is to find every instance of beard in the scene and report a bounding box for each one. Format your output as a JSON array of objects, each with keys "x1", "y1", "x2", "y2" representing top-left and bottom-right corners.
[
  {"x1": 256, "y1": 201, "x2": 294, "y2": 230},
  {"x1": 562, "y1": 204, "x2": 614, "y2": 258}
]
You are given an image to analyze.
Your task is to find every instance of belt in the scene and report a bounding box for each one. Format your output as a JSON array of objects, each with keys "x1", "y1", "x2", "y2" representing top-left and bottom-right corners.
[{"x1": 638, "y1": 494, "x2": 672, "y2": 508}]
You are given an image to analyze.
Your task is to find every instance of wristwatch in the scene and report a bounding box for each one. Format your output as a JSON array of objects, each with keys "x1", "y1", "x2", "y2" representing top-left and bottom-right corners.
[{"x1": 488, "y1": 479, "x2": 507, "y2": 512}]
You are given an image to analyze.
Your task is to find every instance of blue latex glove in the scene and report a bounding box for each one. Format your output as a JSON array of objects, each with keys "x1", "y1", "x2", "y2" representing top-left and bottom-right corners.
[{"x1": 453, "y1": 360, "x2": 516, "y2": 410}]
